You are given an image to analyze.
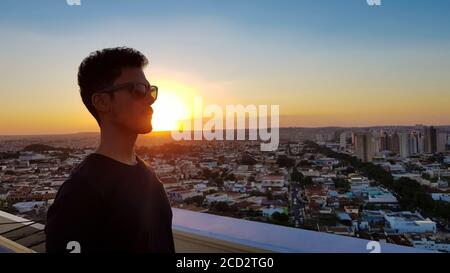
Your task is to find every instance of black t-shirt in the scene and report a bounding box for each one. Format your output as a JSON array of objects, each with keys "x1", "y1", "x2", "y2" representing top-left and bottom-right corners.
[{"x1": 45, "y1": 153, "x2": 175, "y2": 253}]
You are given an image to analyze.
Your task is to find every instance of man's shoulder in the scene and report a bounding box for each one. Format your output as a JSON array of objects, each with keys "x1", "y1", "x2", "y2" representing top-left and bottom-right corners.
[
  {"x1": 60, "y1": 154, "x2": 104, "y2": 194},
  {"x1": 69, "y1": 154, "x2": 100, "y2": 178},
  {"x1": 136, "y1": 156, "x2": 165, "y2": 187},
  {"x1": 136, "y1": 156, "x2": 157, "y2": 176}
]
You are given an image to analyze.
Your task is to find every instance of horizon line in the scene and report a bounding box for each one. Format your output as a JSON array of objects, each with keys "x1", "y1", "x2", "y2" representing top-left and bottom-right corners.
[{"x1": 1, "y1": 124, "x2": 450, "y2": 138}]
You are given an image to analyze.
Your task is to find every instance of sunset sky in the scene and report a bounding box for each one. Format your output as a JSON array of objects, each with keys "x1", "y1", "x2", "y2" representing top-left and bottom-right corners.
[{"x1": 1, "y1": 0, "x2": 450, "y2": 135}]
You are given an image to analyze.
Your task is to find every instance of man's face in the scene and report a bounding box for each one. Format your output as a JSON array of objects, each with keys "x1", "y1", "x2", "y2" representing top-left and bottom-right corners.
[{"x1": 106, "y1": 67, "x2": 154, "y2": 134}]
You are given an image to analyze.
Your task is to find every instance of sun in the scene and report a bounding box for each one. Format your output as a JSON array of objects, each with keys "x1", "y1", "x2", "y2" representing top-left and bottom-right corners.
[{"x1": 150, "y1": 83, "x2": 193, "y2": 132}]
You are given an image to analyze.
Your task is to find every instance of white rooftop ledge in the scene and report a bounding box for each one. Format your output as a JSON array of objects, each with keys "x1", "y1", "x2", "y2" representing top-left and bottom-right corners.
[
  {"x1": 0, "y1": 210, "x2": 42, "y2": 253},
  {"x1": 0, "y1": 208, "x2": 433, "y2": 253},
  {"x1": 0, "y1": 235, "x2": 35, "y2": 253},
  {"x1": 172, "y1": 208, "x2": 431, "y2": 253}
]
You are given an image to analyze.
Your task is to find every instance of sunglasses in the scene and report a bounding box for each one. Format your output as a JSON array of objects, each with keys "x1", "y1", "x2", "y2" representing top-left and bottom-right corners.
[{"x1": 97, "y1": 82, "x2": 158, "y2": 102}]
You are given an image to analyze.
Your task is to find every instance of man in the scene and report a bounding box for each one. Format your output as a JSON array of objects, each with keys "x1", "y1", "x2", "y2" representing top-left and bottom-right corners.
[{"x1": 45, "y1": 47, "x2": 175, "y2": 253}]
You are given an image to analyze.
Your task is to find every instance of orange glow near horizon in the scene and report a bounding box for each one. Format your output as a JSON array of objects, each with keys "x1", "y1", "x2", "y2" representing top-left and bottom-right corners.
[{"x1": 1, "y1": 72, "x2": 450, "y2": 135}]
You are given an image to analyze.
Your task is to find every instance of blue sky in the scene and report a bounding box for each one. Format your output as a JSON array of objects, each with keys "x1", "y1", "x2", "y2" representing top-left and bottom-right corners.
[
  {"x1": 1, "y1": 0, "x2": 450, "y2": 134},
  {"x1": 1, "y1": 0, "x2": 449, "y2": 42}
]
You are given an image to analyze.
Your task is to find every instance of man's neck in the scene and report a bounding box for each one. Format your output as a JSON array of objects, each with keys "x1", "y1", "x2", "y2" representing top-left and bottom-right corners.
[{"x1": 95, "y1": 123, "x2": 138, "y2": 165}]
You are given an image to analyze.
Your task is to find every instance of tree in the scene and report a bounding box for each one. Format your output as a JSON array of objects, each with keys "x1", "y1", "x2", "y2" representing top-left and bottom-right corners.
[
  {"x1": 4, "y1": 170, "x2": 16, "y2": 175},
  {"x1": 421, "y1": 173, "x2": 431, "y2": 180},
  {"x1": 214, "y1": 177, "x2": 224, "y2": 188},
  {"x1": 0, "y1": 152, "x2": 20, "y2": 160},
  {"x1": 240, "y1": 153, "x2": 257, "y2": 165},
  {"x1": 291, "y1": 167, "x2": 304, "y2": 183},
  {"x1": 226, "y1": 173, "x2": 236, "y2": 181},
  {"x1": 186, "y1": 195, "x2": 205, "y2": 206},
  {"x1": 333, "y1": 178, "x2": 350, "y2": 192},
  {"x1": 301, "y1": 176, "x2": 313, "y2": 187},
  {"x1": 23, "y1": 144, "x2": 56, "y2": 152},
  {"x1": 297, "y1": 160, "x2": 310, "y2": 167},
  {"x1": 276, "y1": 155, "x2": 295, "y2": 167},
  {"x1": 214, "y1": 202, "x2": 231, "y2": 212},
  {"x1": 266, "y1": 191, "x2": 274, "y2": 200},
  {"x1": 271, "y1": 212, "x2": 289, "y2": 225},
  {"x1": 202, "y1": 168, "x2": 212, "y2": 179},
  {"x1": 250, "y1": 190, "x2": 266, "y2": 197},
  {"x1": 247, "y1": 208, "x2": 257, "y2": 217}
]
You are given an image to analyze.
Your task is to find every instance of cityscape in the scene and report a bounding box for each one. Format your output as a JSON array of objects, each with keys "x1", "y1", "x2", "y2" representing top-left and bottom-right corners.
[
  {"x1": 1, "y1": 0, "x2": 450, "y2": 259},
  {"x1": 1, "y1": 125, "x2": 449, "y2": 252}
]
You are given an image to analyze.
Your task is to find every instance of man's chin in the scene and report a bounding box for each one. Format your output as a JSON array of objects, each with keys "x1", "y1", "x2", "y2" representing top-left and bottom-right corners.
[{"x1": 138, "y1": 124, "x2": 153, "y2": 134}]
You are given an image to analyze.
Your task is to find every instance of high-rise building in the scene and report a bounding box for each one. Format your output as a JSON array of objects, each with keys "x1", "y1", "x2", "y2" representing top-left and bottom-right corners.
[
  {"x1": 339, "y1": 132, "x2": 347, "y2": 151},
  {"x1": 424, "y1": 126, "x2": 437, "y2": 154},
  {"x1": 380, "y1": 132, "x2": 390, "y2": 151},
  {"x1": 354, "y1": 132, "x2": 376, "y2": 162},
  {"x1": 409, "y1": 134, "x2": 417, "y2": 155},
  {"x1": 334, "y1": 130, "x2": 341, "y2": 142},
  {"x1": 417, "y1": 132, "x2": 425, "y2": 154},
  {"x1": 437, "y1": 133, "x2": 448, "y2": 153},
  {"x1": 389, "y1": 133, "x2": 400, "y2": 154},
  {"x1": 399, "y1": 133, "x2": 411, "y2": 158},
  {"x1": 409, "y1": 132, "x2": 422, "y2": 155}
]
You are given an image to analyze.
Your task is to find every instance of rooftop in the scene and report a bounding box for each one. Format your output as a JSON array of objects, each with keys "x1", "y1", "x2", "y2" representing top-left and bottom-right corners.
[
  {"x1": 171, "y1": 208, "x2": 427, "y2": 253},
  {"x1": 0, "y1": 208, "x2": 432, "y2": 253},
  {"x1": 0, "y1": 210, "x2": 45, "y2": 253}
]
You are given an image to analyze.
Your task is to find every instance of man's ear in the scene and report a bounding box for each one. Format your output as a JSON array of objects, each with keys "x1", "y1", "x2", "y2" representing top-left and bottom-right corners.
[{"x1": 91, "y1": 93, "x2": 112, "y2": 115}]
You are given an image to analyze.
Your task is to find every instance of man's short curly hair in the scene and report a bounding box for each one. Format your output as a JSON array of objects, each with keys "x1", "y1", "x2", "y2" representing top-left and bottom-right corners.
[{"x1": 78, "y1": 47, "x2": 148, "y2": 124}]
